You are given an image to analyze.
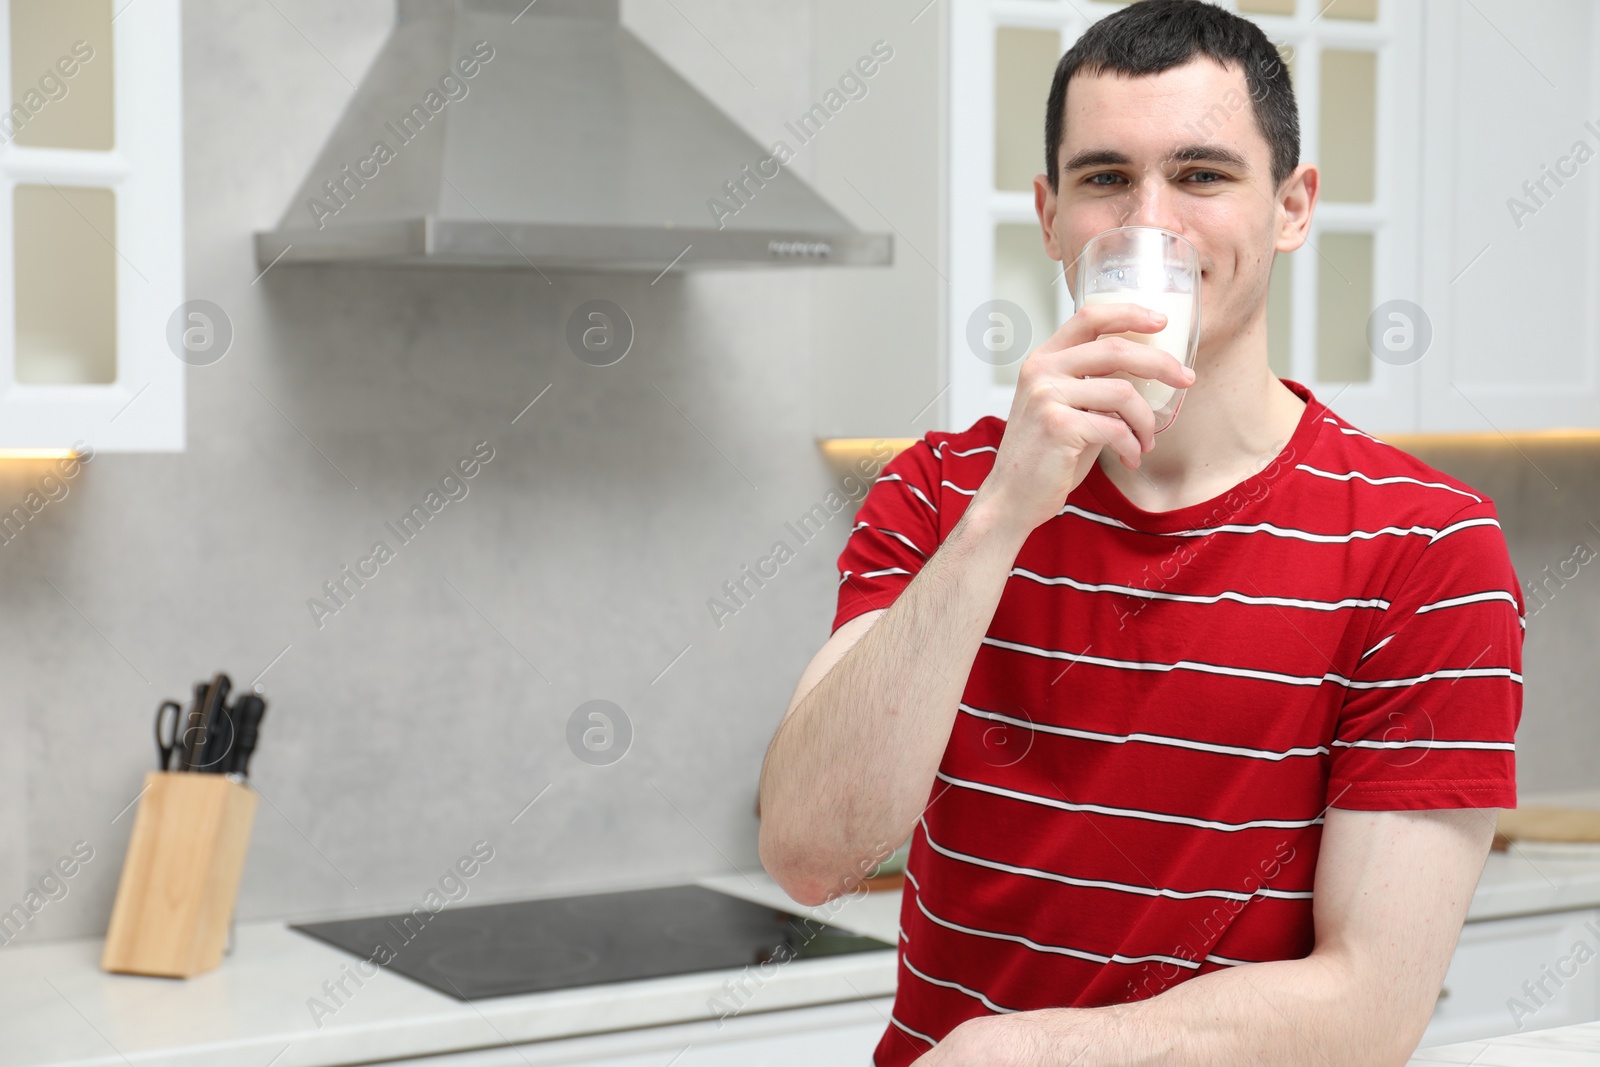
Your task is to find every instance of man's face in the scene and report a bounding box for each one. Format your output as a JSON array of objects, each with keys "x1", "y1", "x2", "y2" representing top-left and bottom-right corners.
[{"x1": 1037, "y1": 55, "x2": 1312, "y2": 358}]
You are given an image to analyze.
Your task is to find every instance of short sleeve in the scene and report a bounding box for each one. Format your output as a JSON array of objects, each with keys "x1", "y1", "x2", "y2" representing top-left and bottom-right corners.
[
  {"x1": 1327, "y1": 498, "x2": 1524, "y2": 811},
  {"x1": 832, "y1": 438, "x2": 944, "y2": 635}
]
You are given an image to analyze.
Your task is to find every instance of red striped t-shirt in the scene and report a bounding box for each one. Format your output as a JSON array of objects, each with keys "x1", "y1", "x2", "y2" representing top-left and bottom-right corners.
[{"x1": 832, "y1": 379, "x2": 1524, "y2": 1066}]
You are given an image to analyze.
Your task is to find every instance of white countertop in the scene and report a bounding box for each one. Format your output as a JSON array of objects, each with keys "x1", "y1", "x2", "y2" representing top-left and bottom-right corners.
[
  {"x1": 0, "y1": 873, "x2": 899, "y2": 1067},
  {"x1": 1407, "y1": 1018, "x2": 1600, "y2": 1063},
  {"x1": 1466, "y1": 844, "x2": 1600, "y2": 921},
  {"x1": 6, "y1": 840, "x2": 1598, "y2": 1067},
  {"x1": 1468, "y1": 786, "x2": 1600, "y2": 920}
]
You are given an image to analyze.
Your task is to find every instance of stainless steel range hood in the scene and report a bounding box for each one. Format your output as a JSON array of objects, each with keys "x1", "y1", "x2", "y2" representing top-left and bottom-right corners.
[{"x1": 254, "y1": 0, "x2": 892, "y2": 273}]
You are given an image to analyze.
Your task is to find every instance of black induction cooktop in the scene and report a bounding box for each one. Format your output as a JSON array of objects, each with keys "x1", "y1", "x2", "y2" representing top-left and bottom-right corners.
[{"x1": 290, "y1": 883, "x2": 894, "y2": 1001}]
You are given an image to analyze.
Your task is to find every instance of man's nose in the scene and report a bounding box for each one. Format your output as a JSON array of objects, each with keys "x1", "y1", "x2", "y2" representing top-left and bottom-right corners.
[{"x1": 1117, "y1": 163, "x2": 1182, "y2": 230}]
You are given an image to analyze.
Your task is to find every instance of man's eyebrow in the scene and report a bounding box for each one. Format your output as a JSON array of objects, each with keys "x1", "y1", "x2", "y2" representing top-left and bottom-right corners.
[
  {"x1": 1062, "y1": 144, "x2": 1252, "y2": 172},
  {"x1": 1171, "y1": 143, "x2": 1251, "y2": 170}
]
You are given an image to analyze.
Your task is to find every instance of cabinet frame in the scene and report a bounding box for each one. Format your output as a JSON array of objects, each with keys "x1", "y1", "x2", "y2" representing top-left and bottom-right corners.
[{"x1": 0, "y1": 0, "x2": 185, "y2": 452}]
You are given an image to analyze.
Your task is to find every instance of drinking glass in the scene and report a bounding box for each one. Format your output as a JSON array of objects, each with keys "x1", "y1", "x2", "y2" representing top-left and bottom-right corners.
[{"x1": 1074, "y1": 226, "x2": 1202, "y2": 434}]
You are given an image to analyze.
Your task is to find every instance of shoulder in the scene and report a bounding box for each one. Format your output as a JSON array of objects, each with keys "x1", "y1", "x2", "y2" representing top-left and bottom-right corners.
[
  {"x1": 879, "y1": 415, "x2": 1005, "y2": 477},
  {"x1": 918, "y1": 415, "x2": 1006, "y2": 465},
  {"x1": 869, "y1": 416, "x2": 1004, "y2": 518},
  {"x1": 1304, "y1": 408, "x2": 1525, "y2": 640},
  {"x1": 1302, "y1": 407, "x2": 1496, "y2": 529},
  {"x1": 929, "y1": 415, "x2": 1006, "y2": 458}
]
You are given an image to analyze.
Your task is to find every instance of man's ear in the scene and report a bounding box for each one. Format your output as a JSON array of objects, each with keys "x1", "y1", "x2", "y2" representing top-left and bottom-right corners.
[
  {"x1": 1034, "y1": 172, "x2": 1064, "y2": 262},
  {"x1": 1275, "y1": 161, "x2": 1318, "y2": 253}
]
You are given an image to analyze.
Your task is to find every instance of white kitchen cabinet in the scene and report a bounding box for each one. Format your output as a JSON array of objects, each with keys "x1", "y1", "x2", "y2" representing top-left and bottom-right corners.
[
  {"x1": 362, "y1": 996, "x2": 894, "y2": 1066},
  {"x1": 1415, "y1": 0, "x2": 1600, "y2": 432},
  {"x1": 812, "y1": 0, "x2": 1600, "y2": 441},
  {"x1": 1420, "y1": 907, "x2": 1600, "y2": 1048},
  {"x1": 0, "y1": 0, "x2": 185, "y2": 452}
]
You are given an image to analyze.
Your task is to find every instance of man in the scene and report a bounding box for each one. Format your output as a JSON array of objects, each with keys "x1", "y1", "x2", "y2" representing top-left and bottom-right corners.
[{"x1": 757, "y1": 1, "x2": 1524, "y2": 1064}]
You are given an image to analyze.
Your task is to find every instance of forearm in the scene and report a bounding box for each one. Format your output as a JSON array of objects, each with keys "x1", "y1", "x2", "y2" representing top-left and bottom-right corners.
[
  {"x1": 980, "y1": 954, "x2": 1411, "y2": 1067},
  {"x1": 759, "y1": 498, "x2": 1027, "y2": 904}
]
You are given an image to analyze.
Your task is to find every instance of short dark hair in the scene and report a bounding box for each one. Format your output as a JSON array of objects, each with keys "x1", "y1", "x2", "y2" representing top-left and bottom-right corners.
[{"x1": 1044, "y1": 0, "x2": 1299, "y2": 192}]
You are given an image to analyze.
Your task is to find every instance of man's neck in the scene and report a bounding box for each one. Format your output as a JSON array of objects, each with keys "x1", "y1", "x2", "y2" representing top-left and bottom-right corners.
[{"x1": 1096, "y1": 336, "x2": 1307, "y2": 513}]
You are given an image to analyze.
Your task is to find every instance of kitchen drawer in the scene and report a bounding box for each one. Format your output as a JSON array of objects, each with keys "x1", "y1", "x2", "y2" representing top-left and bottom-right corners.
[
  {"x1": 366, "y1": 997, "x2": 894, "y2": 1066},
  {"x1": 1419, "y1": 908, "x2": 1600, "y2": 1048}
]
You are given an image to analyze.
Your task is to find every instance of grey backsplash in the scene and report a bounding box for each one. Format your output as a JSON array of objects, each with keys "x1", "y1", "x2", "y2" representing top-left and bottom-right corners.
[
  {"x1": 1402, "y1": 439, "x2": 1600, "y2": 794},
  {"x1": 0, "y1": 1, "x2": 1595, "y2": 946}
]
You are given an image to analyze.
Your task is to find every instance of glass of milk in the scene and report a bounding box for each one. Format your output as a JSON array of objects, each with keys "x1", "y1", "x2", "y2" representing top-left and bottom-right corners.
[{"x1": 1073, "y1": 226, "x2": 1201, "y2": 434}]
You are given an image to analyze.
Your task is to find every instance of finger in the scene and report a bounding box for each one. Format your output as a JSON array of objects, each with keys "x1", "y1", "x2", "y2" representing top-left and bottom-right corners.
[
  {"x1": 1077, "y1": 408, "x2": 1144, "y2": 469},
  {"x1": 1035, "y1": 301, "x2": 1171, "y2": 356},
  {"x1": 1053, "y1": 375, "x2": 1159, "y2": 453},
  {"x1": 1059, "y1": 335, "x2": 1197, "y2": 389}
]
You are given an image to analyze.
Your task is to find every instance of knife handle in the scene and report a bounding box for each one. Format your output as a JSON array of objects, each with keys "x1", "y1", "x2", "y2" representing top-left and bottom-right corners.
[
  {"x1": 191, "y1": 672, "x2": 232, "y2": 773},
  {"x1": 231, "y1": 694, "x2": 267, "y2": 777},
  {"x1": 211, "y1": 699, "x2": 239, "y2": 774},
  {"x1": 176, "y1": 681, "x2": 208, "y2": 772},
  {"x1": 221, "y1": 695, "x2": 249, "y2": 774}
]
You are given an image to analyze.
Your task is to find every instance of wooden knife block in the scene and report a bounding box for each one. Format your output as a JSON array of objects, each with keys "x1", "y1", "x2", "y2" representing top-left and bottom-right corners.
[{"x1": 101, "y1": 771, "x2": 258, "y2": 977}]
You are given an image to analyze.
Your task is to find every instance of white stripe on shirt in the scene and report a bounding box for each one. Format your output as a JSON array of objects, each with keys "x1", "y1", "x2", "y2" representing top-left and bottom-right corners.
[
  {"x1": 1010, "y1": 567, "x2": 1390, "y2": 612},
  {"x1": 983, "y1": 634, "x2": 1522, "y2": 689},
  {"x1": 870, "y1": 528, "x2": 929, "y2": 558},
  {"x1": 1414, "y1": 590, "x2": 1519, "y2": 615},
  {"x1": 1293, "y1": 464, "x2": 1483, "y2": 503},
  {"x1": 889, "y1": 1013, "x2": 937, "y2": 1048},
  {"x1": 1429, "y1": 517, "x2": 1502, "y2": 544},
  {"x1": 919, "y1": 815, "x2": 1313, "y2": 901},
  {"x1": 1332, "y1": 665, "x2": 1523, "y2": 688},
  {"x1": 901, "y1": 953, "x2": 1020, "y2": 1014},
  {"x1": 1357, "y1": 592, "x2": 1523, "y2": 660},
  {"x1": 935, "y1": 442, "x2": 999, "y2": 459},
  {"x1": 1054, "y1": 502, "x2": 1500, "y2": 545},
  {"x1": 1322, "y1": 416, "x2": 1393, "y2": 446},
  {"x1": 1331, "y1": 737, "x2": 1516, "y2": 752},
  {"x1": 960, "y1": 703, "x2": 1330, "y2": 761},
  {"x1": 877, "y1": 473, "x2": 938, "y2": 513},
  {"x1": 913, "y1": 892, "x2": 1206, "y2": 970},
  {"x1": 935, "y1": 771, "x2": 1326, "y2": 831},
  {"x1": 1357, "y1": 633, "x2": 1395, "y2": 661}
]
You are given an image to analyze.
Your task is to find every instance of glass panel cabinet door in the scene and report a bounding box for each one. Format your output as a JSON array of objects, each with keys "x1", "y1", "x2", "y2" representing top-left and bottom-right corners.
[
  {"x1": 991, "y1": 222, "x2": 1062, "y2": 388},
  {"x1": 1319, "y1": 49, "x2": 1377, "y2": 204},
  {"x1": 1315, "y1": 232, "x2": 1375, "y2": 384},
  {"x1": 1239, "y1": 0, "x2": 1297, "y2": 14},
  {"x1": 0, "y1": 0, "x2": 183, "y2": 453},
  {"x1": 993, "y1": 27, "x2": 1059, "y2": 194},
  {"x1": 14, "y1": 183, "x2": 116, "y2": 384},
  {"x1": 9, "y1": 0, "x2": 114, "y2": 150}
]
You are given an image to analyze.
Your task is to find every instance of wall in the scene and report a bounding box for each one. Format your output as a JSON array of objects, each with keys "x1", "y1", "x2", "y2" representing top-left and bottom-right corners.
[{"x1": 0, "y1": 0, "x2": 875, "y2": 941}]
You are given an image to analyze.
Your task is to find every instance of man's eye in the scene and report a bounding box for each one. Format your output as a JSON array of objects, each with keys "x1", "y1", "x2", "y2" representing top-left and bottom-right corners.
[{"x1": 1084, "y1": 170, "x2": 1225, "y2": 187}]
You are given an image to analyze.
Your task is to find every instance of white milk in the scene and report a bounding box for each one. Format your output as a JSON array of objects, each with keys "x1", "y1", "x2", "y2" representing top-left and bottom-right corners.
[{"x1": 1081, "y1": 289, "x2": 1196, "y2": 413}]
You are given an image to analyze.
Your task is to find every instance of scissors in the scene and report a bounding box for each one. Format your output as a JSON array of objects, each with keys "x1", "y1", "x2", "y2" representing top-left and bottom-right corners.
[{"x1": 154, "y1": 699, "x2": 184, "y2": 771}]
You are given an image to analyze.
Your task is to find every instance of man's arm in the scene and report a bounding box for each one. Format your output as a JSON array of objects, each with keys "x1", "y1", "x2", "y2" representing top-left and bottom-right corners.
[
  {"x1": 759, "y1": 304, "x2": 1196, "y2": 908},
  {"x1": 921, "y1": 805, "x2": 1498, "y2": 1067},
  {"x1": 757, "y1": 497, "x2": 1029, "y2": 907}
]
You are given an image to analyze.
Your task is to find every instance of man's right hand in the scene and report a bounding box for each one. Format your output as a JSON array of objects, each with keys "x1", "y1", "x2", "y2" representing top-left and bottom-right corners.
[{"x1": 975, "y1": 302, "x2": 1197, "y2": 539}]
